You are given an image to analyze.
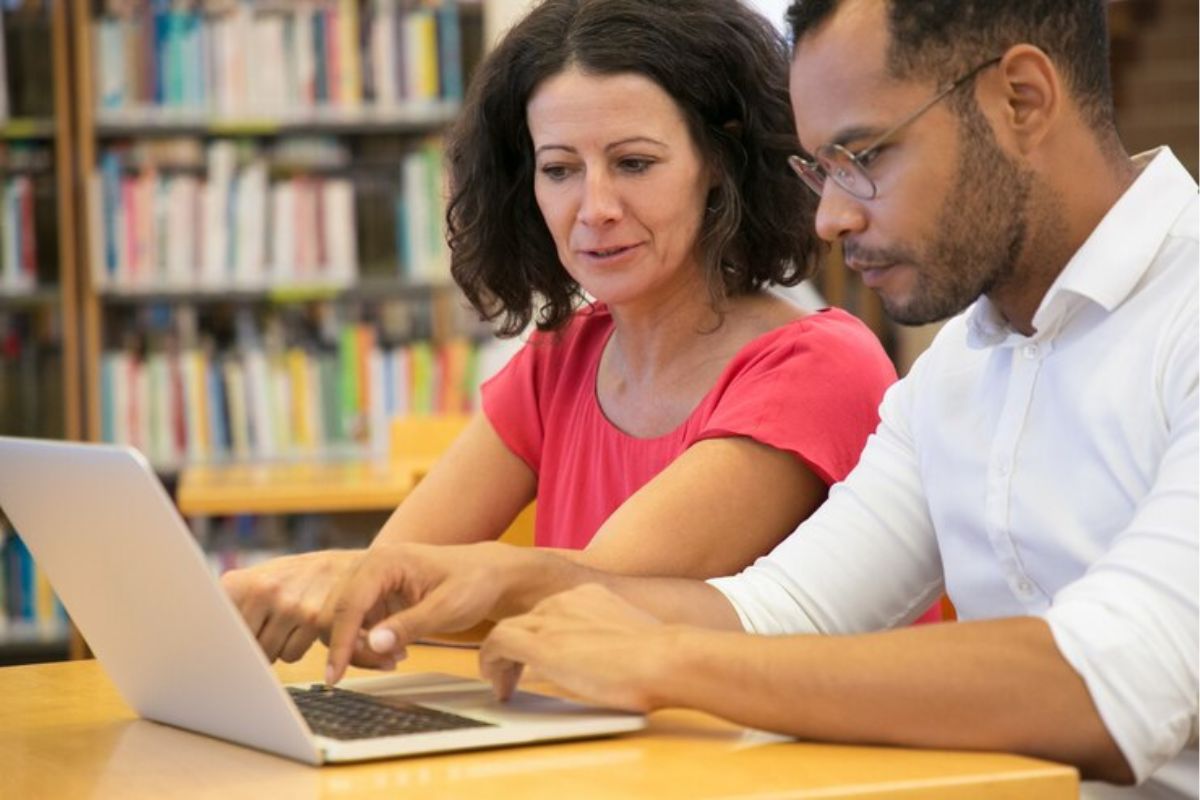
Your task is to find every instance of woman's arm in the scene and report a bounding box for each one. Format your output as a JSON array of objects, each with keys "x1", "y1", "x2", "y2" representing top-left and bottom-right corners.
[
  {"x1": 575, "y1": 436, "x2": 828, "y2": 578},
  {"x1": 373, "y1": 414, "x2": 537, "y2": 547},
  {"x1": 221, "y1": 414, "x2": 535, "y2": 661}
]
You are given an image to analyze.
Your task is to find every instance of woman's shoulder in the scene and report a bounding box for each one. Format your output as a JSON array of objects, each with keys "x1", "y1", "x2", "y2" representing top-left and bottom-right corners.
[
  {"x1": 725, "y1": 302, "x2": 895, "y2": 384},
  {"x1": 791, "y1": 306, "x2": 890, "y2": 353},
  {"x1": 501, "y1": 303, "x2": 614, "y2": 391}
]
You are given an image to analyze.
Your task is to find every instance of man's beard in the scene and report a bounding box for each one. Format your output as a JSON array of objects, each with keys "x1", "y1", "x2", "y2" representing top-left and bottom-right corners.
[{"x1": 856, "y1": 102, "x2": 1035, "y2": 327}]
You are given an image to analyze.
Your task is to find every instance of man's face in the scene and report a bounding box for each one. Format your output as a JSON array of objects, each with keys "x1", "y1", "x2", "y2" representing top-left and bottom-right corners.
[{"x1": 789, "y1": 0, "x2": 1032, "y2": 325}]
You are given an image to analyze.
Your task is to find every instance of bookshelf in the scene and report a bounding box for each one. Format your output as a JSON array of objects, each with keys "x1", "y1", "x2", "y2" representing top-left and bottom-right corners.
[
  {"x1": 72, "y1": 0, "x2": 489, "y2": 475},
  {"x1": 0, "y1": 0, "x2": 80, "y2": 663}
]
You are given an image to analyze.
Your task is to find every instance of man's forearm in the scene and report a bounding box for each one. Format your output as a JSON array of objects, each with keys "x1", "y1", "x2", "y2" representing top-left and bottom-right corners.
[
  {"x1": 645, "y1": 616, "x2": 1133, "y2": 783},
  {"x1": 494, "y1": 544, "x2": 743, "y2": 630}
]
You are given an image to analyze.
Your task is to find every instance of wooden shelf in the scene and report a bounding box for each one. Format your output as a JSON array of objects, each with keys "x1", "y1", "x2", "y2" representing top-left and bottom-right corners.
[
  {"x1": 177, "y1": 458, "x2": 427, "y2": 516},
  {"x1": 0, "y1": 287, "x2": 61, "y2": 308},
  {"x1": 0, "y1": 118, "x2": 55, "y2": 140},
  {"x1": 94, "y1": 103, "x2": 461, "y2": 137},
  {"x1": 94, "y1": 277, "x2": 455, "y2": 305}
]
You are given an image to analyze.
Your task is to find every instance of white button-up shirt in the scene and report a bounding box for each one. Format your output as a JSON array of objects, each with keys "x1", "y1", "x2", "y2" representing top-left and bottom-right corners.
[{"x1": 711, "y1": 148, "x2": 1198, "y2": 796}]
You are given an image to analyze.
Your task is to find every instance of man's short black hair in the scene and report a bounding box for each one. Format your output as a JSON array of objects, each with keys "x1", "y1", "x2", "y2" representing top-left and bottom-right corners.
[{"x1": 786, "y1": 0, "x2": 1116, "y2": 130}]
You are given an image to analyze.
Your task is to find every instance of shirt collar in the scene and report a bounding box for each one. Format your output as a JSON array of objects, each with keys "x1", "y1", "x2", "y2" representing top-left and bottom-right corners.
[{"x1": 967, "y1": 147, "x2": 1198, "y2": 348}]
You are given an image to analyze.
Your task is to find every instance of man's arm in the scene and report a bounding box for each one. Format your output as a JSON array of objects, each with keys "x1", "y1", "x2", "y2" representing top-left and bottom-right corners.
[
  {"x1": 479, "y1": 587, "x2": 1132, "y2": 783},
  {"x1": 480, "y1": 322, "x2": 1198, "y2": 787}
]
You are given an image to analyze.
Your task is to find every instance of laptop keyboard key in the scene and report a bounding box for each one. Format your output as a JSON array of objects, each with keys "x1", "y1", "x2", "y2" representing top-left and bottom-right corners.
[{"x1": 287, "y1": 684, "x2": 493, "y2": 741}]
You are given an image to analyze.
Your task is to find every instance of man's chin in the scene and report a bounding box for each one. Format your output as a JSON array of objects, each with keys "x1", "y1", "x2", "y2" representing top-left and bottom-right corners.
[{"x1": 880, "y1": 293, "x2": 974, "y2": 327}]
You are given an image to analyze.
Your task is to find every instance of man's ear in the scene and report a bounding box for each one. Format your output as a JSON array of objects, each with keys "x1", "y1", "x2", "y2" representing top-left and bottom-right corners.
[{"x1": 987, "y1": 44, "x2": 1062, "y2": 155}]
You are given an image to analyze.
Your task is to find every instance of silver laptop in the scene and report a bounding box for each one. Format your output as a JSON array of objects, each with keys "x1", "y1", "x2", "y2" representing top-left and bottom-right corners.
[{"x1": 0, "y1": 437, "x2": 645, "y2": 764}]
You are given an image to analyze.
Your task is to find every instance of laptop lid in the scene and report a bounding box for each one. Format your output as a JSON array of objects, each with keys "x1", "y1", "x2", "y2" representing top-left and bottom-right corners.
[
  {"x1": 0, "y1": 437, "x2": 645, "y2": 764},
  {"x1": 0, "y1": 437, "x2": 321, "y2": 763}
]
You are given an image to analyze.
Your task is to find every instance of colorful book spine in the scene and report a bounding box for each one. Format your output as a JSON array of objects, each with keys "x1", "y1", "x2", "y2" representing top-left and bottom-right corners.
[
  {"x1": 98, "y1": 331, "x2": 481, "y2": 468},
  {"x1": 92, "y1": 1, "x2": 464, "y2": 115},
  {"x1": 0, "y1": 527, "x2": 67, "y2": 632}
]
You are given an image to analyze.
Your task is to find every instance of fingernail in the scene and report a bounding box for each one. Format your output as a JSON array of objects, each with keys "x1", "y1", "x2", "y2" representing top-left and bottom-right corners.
[
  {"x1": 325, "y1": 664, "x2": 336, "y2": 685},
  {"x1": 368, "y1": 627, "x2": 397, "y2": 654}
]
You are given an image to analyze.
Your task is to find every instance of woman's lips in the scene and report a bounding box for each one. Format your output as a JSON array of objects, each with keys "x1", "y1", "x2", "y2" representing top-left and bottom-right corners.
[{"x1": 579, "y1": 243, "x2": 642, "y2": 261}]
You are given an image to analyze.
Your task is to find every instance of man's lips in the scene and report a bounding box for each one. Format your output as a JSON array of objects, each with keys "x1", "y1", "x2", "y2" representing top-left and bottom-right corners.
[{"x1": 846, "y1": 260, "x2": 897, "y2": 288}]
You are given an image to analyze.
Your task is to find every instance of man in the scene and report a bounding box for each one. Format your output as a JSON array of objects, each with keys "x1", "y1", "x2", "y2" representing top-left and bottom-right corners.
[{"x1": 324, "y1": 0, "x2": 1197, "y2": 794}]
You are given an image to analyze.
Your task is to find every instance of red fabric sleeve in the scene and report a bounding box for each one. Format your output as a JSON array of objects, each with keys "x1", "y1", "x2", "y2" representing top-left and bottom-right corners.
[
  {"x1": 480, "y1": 335, "x2": 549, "y2": 475},
  {"x1": 693, "y1": 310, "x2": 897, "y2": 485},
  {"x1": 479, "y1": 308, "x2": 609, "y2": 475}
]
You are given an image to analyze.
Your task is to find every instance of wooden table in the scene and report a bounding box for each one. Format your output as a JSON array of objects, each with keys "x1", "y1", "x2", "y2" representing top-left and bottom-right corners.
[{"x1": 3, "y1": 645, "x2": 1078, "y2": 799}]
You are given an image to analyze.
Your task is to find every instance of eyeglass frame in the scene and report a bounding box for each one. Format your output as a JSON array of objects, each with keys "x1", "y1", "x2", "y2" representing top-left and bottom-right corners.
[{"x1": 788, "y1": 56, "x2": 1003, "y2": 201}]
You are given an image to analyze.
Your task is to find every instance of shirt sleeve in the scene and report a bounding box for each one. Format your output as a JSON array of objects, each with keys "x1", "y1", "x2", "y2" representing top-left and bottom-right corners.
[
  {"x1": 694, "y1": 312, "x2": 898, "y2": 485},
  {"x1": 480, "y1": 334, "x2": 547, "y2": 474},
  {"x1": 1042, "y1": 300, "x2": 1199, "y2": 784},
  {"x1": 708, "y1": 362, "x2": 945, "y2": 635}
]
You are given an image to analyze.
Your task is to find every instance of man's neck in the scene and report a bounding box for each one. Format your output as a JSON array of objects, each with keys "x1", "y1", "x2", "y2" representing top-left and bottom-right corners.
[{"x1": 990, "y1": 143, "x2": 1140, "y2": 336}]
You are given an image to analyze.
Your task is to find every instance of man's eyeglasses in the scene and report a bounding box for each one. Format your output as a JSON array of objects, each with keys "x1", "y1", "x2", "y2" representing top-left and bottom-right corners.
[{"x1": 788, "y1": 57, "x2": 1002, "y2": 201}]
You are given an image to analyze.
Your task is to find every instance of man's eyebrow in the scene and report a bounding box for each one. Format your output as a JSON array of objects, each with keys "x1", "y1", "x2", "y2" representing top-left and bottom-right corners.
[
  {"x1": 803, "y1": 125, "x2": 884, "y2": 154},
  {"x1": 534, "y1": 137, "x2": 668, "y2": 158}
]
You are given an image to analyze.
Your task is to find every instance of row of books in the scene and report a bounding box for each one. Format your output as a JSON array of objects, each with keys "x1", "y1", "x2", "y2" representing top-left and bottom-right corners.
[
  {"x1": 93, "y1": 0, "x2": 464, "y2": 116},
  {"x1": 99, "y1": 326, "x2": 481, "y2": 468},
  {"x1": 190, "y1": 512, "x2": 377, "y2": 576},
  {"x1": 0, "y1": 523, "x2": 67, "y2": 636},
  {"x1": 0, "y1": 174, "x2": 44, "y2": 291},
  {"x1": 0, "y1": 310, "x2": 64, "y2": 439},
  {"x1": 90, "y1": 138, "x2": 448, "y2": 291},
  {"x1": 0, "y1": 2, "x2": 53, "y2": 122}
]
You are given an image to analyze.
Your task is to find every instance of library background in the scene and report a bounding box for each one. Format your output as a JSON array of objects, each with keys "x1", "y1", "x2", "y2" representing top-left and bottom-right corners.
[{"x1": 0, "y1": 0, "x2": 1195, "y2": 666}]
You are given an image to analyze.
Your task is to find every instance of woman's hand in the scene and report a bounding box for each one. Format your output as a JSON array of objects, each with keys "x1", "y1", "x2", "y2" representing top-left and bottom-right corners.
[
  {"x1": 222, "y1": 549, "x2": 369, "y2": 664},
  {"x1": 324, "y1": 541, "x2": 532, "y2": 683}
]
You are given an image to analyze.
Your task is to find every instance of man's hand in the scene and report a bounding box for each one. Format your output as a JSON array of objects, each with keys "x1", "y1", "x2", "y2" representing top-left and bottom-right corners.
[
  {"x1": 221, "y1": 549, "x2": 367, "y2": 663},
  {"x1": 478, "y1": 584, "x2": 672, "y2": 712}
]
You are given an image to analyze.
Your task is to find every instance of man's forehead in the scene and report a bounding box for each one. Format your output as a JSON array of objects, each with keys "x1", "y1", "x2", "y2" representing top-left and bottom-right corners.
[{"x1": 787, "y1": 1, "x2": 913, "y2": 148}]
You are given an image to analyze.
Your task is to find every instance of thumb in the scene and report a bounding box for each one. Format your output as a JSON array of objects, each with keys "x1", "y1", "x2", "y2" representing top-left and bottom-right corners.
[{"x1": 366, "y1": 580, "x2": 489, "y2": 653}]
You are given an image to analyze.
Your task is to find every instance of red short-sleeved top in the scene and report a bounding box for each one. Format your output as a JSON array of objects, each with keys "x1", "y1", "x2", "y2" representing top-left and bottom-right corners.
[{"x1": 481, "y1": 304, "x2": 897, "y2": 549}]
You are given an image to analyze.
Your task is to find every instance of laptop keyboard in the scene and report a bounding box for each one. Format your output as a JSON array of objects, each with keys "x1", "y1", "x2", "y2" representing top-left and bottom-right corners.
[{"x1": 288, "y1": 684, "x2": 494, "y2": 741}]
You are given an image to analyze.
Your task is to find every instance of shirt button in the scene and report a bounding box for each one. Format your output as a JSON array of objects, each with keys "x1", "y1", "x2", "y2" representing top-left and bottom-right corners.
[
  {"x1": 1016, "y1": 579, "x2": 1034, "y2": 596},
  {"x1": 1022, "y1": 343, "x2": 1039, "y2": 360},
  {"x1": 996, "y1": 458, "x2": 1011, "y2": 476}
]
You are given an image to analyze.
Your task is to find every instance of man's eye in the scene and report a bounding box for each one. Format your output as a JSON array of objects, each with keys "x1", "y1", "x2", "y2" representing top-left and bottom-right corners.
[{"x1": 857, "y1": 147, "x2": 884, "y2": 168}]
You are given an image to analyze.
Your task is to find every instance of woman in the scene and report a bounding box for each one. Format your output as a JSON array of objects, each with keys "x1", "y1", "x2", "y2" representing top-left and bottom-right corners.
[{"x1": 224, "y1": 0, "x2": 898, "y2": 664}]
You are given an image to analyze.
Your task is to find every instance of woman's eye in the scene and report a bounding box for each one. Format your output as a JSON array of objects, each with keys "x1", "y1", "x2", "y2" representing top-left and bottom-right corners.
[
  {"x1": 540, "y1": 164, "x2": 572, "y2": 181},
  {"x1": 618, "y1": 158, "x2": 653, "y2": 174}
]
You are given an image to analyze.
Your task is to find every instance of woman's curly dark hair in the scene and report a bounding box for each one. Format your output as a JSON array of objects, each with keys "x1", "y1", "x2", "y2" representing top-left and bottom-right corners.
[{"x1": 446, "y1": 0, "x2": 822, "y2": 336}]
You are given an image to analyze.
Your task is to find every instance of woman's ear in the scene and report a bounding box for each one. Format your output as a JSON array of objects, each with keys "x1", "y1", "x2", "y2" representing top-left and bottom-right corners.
[{"x1": 987, "y1": 44, "x2": 1062, "y2": 155}]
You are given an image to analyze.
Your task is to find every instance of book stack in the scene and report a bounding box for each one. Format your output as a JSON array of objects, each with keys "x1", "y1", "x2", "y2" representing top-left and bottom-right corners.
[
  {"x1": 0, "y1": 1, "x2": 54, "y2": 122},
  {"x1": 99, "y1": 317, "x2": 481, "y2": 470},
  {"x1": 0, "y1": 520, "x2": 67, "y2": 638},
  {"x1": 0, "y1": 311, "x2": 64, "y2": 438},
  {"x1": 92, "y1": 139, "x2": 359, "y2": 290},
  {"x1": 93, "y1": 0, "x2": 464, "y2": 117},
  {"x1": 90, "y1": 136, "x2": 450, "y2": 290},
  {"x1": 395, "y1": 137, "x2": 448, "y2": 282},
  {"x1": 0, "y1": 173, "x2": 38, "y2": 291},
  {"x1": 191, "y1": 513, "x2": 374, "y2": 577}
]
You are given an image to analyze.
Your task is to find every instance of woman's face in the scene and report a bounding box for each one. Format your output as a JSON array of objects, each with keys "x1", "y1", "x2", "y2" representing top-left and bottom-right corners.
[{"x1": 527, "y1": 68, "x2": 713, "y2": 311}]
